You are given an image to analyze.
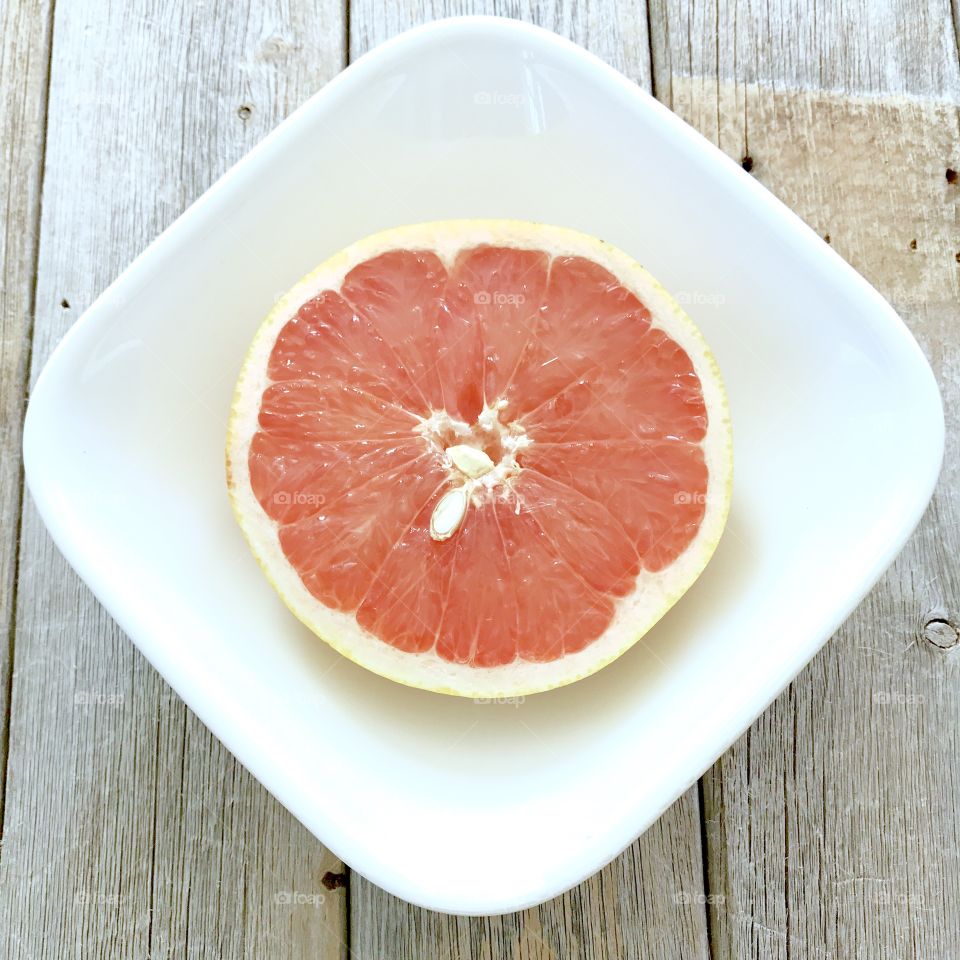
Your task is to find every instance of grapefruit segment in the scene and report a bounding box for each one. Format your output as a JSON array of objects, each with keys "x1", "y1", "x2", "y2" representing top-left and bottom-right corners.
[
  {"x1": 257, "y1": 379, "x2": 420, "y2": 443},
  {"x1": 357, "y1": 496, "x2": 457, "y2": 655},
  {"x1": 278, "y1": 458, "x2": 446, "y2": 609},
  {"x1": 504, "y1": 255, "x2": 651, "y2": 420},
  {"x1": 249, "y1": 434, "x2": 425, "y2": 525},
  {"x1": 437, "y1": 500, "x2": 517, "y2": 666},
  {"x1": 446, "y1": 245, "x2": 549, "y2": 404},
  {"x1": 341, "y1": 250, "x2": 448, "y2": 413},
  {"x1": 227, "y1": 220, "x2": 732, "y2": 697},
  {"x1": 496, "y1": 499, "x2": 615, "y2": 662},
  {"x1": 430, "y1": 279, "x2": 485, "y2": 423},
  {"x1": 512, "y1": 470, "x2": 640, "y2": 597},
  {"x1": 269, "y1": 290, "x2": 425, "y2": 413},
  {"x1": 521, "y1": 328, "x2": 707, "y2": 443},
  {"x1": 520, "y1": 439, "x2": 708, "y2": 572}
]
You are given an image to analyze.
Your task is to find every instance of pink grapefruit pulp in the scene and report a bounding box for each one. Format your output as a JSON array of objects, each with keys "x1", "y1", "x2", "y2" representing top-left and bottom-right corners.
[{"x1": 227, "y1": 221, "x2": 731, "y2": 696}]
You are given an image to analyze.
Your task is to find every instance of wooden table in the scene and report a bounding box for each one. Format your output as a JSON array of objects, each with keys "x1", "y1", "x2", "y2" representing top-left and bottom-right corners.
[{"x1": 1, "y1": 1, "x2": 957, "y2": 956}]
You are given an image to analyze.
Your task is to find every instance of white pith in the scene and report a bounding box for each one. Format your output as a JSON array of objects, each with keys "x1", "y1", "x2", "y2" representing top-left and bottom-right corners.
[
  {"x1": 415, "y1": 402, "x2": 529, "y2": 504},
  {"x1": 227, "y1": 220, "x2": 733, "y2": 698}
]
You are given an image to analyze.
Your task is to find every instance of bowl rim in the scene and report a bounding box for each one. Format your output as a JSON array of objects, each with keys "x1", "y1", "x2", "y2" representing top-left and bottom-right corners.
[{"x1": 23, "y1": 14, "x2": 945, "y2": 915}]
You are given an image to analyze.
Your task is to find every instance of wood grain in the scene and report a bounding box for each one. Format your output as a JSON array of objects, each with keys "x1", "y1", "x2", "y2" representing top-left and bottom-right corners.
[
  {"x1": 648, "y1": 1, "x2": 960, "y2": 956},
  {"x1": 348, "y1": 0, "x2": 652, "y2": 88},
  {"x1": 0, "y1": 2, "x2": 348, "y2": 958},
  {"x1": 694, "y1": 88, "x2": 960, "y2": 960},
  {"x1": 0, "y1": 0, "x2": 55, "y2": 820},
  {"x1": 649, "y1": 0, "x2": 960, "y2": 99}
]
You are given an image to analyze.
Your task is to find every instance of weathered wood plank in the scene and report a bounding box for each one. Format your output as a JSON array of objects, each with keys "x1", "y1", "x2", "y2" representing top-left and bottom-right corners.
[
  {"x1": 348, "y1": 0, "x2": 652, "y2": 88},
  {"x1": 0, "y1": 0, "x2": 55, "y2": 819},
  {"x1": 0, "y1": 2, "x2": 348, "y2": 958},
  {"x1": 347, "y1": 5, "x2": 711, "y2": 957},
  {"x1": 649, "y1": 2, "x2": 960, "y2": 956},
  {"x1": 698, "y1": 90, "x2": 960, "y2": 960},
  {"x1": 650, "y1": 0, "x2": 960, "y2": 101}
]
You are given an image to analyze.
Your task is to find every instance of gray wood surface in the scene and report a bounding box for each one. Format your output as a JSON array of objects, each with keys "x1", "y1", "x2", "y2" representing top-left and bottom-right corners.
[
  {"x1": 649, "y1": 2, "x2": 960, "y2": 957},
  {"x1": 700, "y1": 90, "x2": 960, "y2": 958},
  {"x1": 0, "y1": 2, "x2": 347, "y2": 957},
  {"x1": 0, "y1": 0, "x2": 54, "y2": 825},
  {"x1": 0, "y1": 0, "x2": 957, "y2": 958}
]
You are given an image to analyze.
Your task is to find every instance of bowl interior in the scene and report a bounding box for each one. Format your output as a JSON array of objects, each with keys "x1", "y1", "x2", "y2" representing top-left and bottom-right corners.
[{"x1": 25, "y1": 19, "x2": 942, "y2": 913}]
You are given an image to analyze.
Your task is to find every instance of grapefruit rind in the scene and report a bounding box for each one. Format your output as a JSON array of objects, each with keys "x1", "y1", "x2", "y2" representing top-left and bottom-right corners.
[{"x1": 227, "y1": 220, "x2": 732, "y2": 698}]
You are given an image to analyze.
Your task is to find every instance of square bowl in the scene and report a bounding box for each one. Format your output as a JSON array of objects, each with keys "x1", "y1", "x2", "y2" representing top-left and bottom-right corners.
[{"x1": 24, "y1": 17, "x2": 943, "y2": 914}]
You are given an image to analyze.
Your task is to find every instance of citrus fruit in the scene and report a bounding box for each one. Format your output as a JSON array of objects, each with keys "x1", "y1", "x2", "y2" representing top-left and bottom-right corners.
[{"x1": 227, "y1": 221, "x2": 732, "y2": 697}]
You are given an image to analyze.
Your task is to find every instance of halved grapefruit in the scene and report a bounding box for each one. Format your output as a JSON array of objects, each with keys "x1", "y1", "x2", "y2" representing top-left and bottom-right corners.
[{"x1": 227, "y1": 221, "x2": 732, "y2": 697}]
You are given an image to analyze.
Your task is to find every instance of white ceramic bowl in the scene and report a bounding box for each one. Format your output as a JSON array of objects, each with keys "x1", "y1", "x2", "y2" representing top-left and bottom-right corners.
[{"x1": 23, "y1": 17, "x2": 943, "y2": 914}]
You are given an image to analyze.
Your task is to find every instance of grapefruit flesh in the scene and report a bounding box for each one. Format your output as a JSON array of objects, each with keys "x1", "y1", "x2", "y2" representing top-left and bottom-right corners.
[{"x1": 228, "y1": 221, "x2": 731, "y2": 696}]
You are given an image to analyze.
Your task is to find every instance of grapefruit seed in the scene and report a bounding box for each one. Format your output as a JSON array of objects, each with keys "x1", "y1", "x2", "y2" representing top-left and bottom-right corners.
[{"x1": 430, "y1": 487, "x2": 470, "y2": 542}]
